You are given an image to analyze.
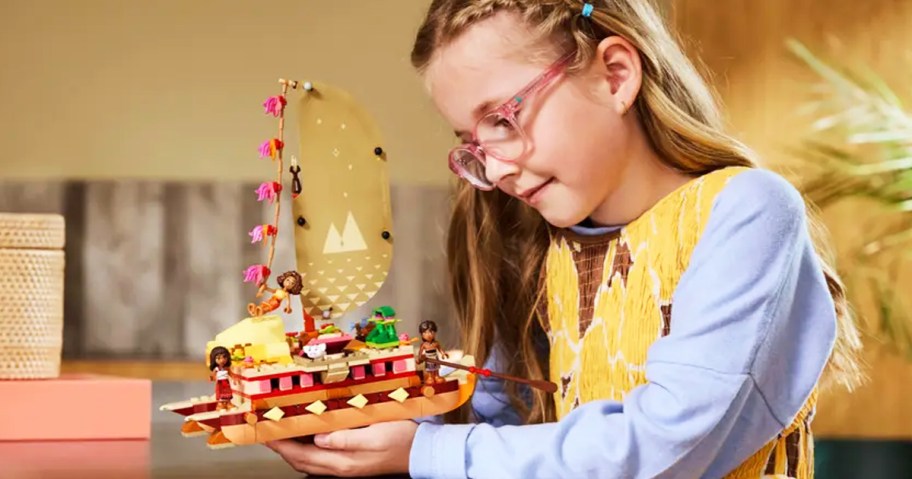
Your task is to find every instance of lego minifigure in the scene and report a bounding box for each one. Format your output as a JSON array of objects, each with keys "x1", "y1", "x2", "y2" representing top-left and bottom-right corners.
[
  {"x1": 247, "y1": 270, "x2": 304, "y2": 317},
  {"x1": 209, "y1": 346, "x2": 234, "y2": 410},
  {"x1": 417, "y1": 320, "x2": 448, "y2": 385}
]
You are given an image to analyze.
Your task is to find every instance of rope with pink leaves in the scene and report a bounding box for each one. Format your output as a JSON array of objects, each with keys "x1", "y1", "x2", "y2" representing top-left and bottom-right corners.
[{"x1": 243, "y1": 80, "x2": 291, "y2": 293}]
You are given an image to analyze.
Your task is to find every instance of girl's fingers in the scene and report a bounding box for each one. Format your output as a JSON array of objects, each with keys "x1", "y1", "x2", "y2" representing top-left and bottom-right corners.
[
  {"x1": 265, "y1": 440, "x2": 360, "y2": 476},
  {"x1": 314, "y1": 426, "x2": 381, "y2": 451}
]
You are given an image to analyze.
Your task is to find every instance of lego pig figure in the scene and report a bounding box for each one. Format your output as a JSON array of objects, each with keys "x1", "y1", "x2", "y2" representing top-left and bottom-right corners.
[
  {"x1": 209, "y1": 346, "x2": 235, "y2": 410},
  {"x1": 417, "y1": 320, "x2": 448, "y2": 386}
]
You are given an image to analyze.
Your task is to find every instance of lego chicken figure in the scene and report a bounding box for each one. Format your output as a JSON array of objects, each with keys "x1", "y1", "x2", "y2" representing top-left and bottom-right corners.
[
  {"x1": 416, "y1": 320, "x2": 448, "y2": 385},
  {"x1": 209, "y1": 346, "x2": 235, "y2": 410},
  {"x1": 247, "y1": 270, "x2": 304, "y2": 317}
]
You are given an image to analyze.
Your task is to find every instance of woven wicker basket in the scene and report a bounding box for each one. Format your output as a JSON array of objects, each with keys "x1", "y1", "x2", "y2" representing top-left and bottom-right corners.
[{"x1": 0, "y1": 213, "x2": 65, "y2": 379}]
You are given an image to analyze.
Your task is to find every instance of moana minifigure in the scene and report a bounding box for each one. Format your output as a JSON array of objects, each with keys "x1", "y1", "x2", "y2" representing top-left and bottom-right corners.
[
  {"x1": 247, "y1": 270, "x2": 304, "y2": 317},
  {"x1": 416, "y1": 320, "x2": 448, "y2": 385},
  {"x1": 209, "y1": 346, "x2": 234, "y2": 410}
]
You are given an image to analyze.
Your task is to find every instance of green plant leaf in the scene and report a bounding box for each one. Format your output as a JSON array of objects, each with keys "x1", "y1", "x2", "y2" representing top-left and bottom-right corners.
[{"x1": 787, "y1": 37, "x2": 912, "y2": 357}]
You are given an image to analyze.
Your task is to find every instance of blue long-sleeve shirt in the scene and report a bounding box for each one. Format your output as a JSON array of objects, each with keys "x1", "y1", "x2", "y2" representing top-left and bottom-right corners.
[{"x1": 409, "y1": 169, "x2": 837, "y2": 478}]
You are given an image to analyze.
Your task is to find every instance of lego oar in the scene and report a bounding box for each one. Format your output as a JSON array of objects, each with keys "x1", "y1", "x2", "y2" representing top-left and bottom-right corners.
[{"x1": 425, "y1": 357, "x2": 558, "y2": 394}]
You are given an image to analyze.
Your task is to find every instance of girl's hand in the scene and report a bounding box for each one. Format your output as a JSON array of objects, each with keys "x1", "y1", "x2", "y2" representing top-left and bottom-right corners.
[{"x1": 266, "y1": 420, "x2": 418, "y2": 477}]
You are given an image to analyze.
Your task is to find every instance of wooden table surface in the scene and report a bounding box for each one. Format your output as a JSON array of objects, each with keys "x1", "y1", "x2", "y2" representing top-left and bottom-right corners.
[{"x1": 0, "y1": 381, "x2": 411, "y2": 479}]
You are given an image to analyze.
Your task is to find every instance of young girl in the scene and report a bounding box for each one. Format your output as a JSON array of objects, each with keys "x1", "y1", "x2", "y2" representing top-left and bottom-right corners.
[{"x1": 266, "y1": 1, "x2": 864, "y2": 477}]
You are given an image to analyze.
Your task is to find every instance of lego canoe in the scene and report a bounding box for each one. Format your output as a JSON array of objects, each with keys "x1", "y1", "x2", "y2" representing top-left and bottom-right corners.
[{"x1": 160, "y1": 354, "x2": 476, "y2": 448}]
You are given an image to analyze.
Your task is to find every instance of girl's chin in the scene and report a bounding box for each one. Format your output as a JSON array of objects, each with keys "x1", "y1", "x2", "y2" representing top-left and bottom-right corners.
[{"x1": 536, "y1": 203, "x2": 588, "y2": 229}]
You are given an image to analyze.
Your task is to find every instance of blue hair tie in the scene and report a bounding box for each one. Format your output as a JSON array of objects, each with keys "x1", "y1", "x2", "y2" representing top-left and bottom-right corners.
[{"x1": 581, "y1": 3, "x2": 594, "y2": 18}]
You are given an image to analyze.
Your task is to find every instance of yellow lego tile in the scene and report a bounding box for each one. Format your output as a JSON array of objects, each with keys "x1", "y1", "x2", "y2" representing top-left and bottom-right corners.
[
  {"x1": 263, "y1": 407, "x2": 285, "y2": 421},
  {"x1": 388, "y1": 388, "x2": 409, "y2": 403},
  {"x1": 305, "y1": 400, "x2": 327, "y2": 415},
  {"x1": 347, "y1": 394, "x2": 369, "y2": 409}
]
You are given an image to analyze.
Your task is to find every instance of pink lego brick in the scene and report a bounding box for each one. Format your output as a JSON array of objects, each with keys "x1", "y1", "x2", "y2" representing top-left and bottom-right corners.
[
  {"x1": 300, "y1": 373, "x2": 313, "y2": 388},
  {"x1": 392, "y1": 359, "x2": 407, "y2": 373},
  {"x1": 257, "y1": 379, "x2": 271, "y2": 394},
  {"x1": 372, "y1": 362, "x2": 386, "y2": 377},
  {"x1": 279, "y1": 375, "x2": 293, "y2": 391},
  {"x1": 351, "y1": 365, "x2": 366, "y2": 380},
  {"x1": 0, "y1": 374, "x2": 151, "y2": 441}
]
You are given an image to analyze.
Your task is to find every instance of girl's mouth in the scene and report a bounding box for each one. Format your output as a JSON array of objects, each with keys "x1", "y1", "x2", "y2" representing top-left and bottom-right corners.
[{"x1": 519, "y1": 178, "x2": 555, "y2": 204}]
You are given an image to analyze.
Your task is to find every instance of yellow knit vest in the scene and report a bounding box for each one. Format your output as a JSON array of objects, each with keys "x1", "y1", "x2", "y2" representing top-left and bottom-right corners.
[{"x1": 542, "y1": 167, "x2": 817, "y2": 478}]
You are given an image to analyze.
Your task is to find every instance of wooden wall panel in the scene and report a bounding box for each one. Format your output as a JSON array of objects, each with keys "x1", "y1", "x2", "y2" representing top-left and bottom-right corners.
[
  {"x1": 670, "y1": 0, "x2": 912, "y2": 439},
  {"x1": 180, "y1": 183, "x2": 248, "y2": 355},
  {"x1": 0, "y1": 180, "x2": 454, "y2": 361},
  {"x1": 83, "y1": 182, "x2": 166, "y2": 356}
]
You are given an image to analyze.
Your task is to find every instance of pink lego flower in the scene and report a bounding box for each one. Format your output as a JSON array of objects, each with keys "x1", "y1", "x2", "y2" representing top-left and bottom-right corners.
[
  {"x1": 243, "y1": 264, "x2": 270, "y2": 284},
  {"x1": 248, "y1": 224, "x2": 277, "y2": 244},
  {"x1": 263, "y1": 95, "x2": 287, "y2": 117},
  {"x1": 258, "y1": 138, "x2": 284, "y2": 160},
  {"x1": 255, "y1": 181, "x2": 283, "y2": 203}
]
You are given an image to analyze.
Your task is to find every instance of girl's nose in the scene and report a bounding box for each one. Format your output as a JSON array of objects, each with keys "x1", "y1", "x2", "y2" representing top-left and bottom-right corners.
[{"x1": 484, "y1": 156, "x2": 521, "y2": 186}]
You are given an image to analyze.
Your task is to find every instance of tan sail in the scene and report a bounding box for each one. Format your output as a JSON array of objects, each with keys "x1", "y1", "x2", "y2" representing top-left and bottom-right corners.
[{"x1": 291, "y1": 82, "x2": 394, "y2": 320}]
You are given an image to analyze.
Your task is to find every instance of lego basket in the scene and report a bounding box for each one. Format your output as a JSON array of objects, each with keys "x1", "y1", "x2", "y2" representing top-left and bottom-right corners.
[{"x1": 0, "y1": 213, "x2": 66, "y2": 379}]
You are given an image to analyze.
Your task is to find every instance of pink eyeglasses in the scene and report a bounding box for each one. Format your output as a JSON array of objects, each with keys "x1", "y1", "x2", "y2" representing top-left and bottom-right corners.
[{"x1": 448, "y1": 52, "x2": 576, "y2": 191}]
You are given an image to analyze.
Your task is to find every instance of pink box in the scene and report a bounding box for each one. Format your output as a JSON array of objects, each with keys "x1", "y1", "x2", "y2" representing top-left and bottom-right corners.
[
  {"x1": 0, "y1": 374, "x2": 151, "y2": 441},
  {"x1": 0, "y1": 439, "x2": 149, "y2": 479}
]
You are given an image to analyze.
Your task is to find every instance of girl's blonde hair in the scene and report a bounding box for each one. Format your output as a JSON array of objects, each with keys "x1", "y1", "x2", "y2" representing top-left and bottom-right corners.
[{"x1": 411, "y1": 0, "x2": 864, "y2": 424}]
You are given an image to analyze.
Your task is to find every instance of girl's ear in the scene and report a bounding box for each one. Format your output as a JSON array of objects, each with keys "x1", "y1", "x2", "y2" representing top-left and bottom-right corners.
[{"x1": 593, "y1": 35, "x2": 643, "y2": 115}]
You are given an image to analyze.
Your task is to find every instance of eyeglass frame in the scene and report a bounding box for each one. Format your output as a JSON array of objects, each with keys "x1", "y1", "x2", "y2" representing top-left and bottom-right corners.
[{"x1": 447, "y1": 51, "x2": 577, "y2": 191}]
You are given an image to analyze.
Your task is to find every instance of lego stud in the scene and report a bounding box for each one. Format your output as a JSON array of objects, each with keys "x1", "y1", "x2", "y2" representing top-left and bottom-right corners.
[
  {"x1": 297, "y1": 216, "x2": 307, "y2": 227},
  {"x1": 303, "y1": 81, "x2": 314, "y2": 91},
  {"x1": 374, "y1": 147, "x2": 383, "y2": 156},
  {"x1": 381, "y1": 230, "x2": 391, "y2": 240}
]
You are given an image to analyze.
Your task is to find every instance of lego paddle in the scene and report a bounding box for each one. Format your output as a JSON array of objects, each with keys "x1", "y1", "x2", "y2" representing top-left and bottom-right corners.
[{"x1": 424, "y1": 357, "x2": 558, "y2": 394}]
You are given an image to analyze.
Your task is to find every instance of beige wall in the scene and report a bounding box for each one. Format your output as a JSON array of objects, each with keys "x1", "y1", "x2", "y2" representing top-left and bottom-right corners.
[
  {"x1": 0, "y1": 0, "x2": 454, "y2": 185},
  {"x1": 669, "y1": 0, "x2": 912, "y2": 439}
]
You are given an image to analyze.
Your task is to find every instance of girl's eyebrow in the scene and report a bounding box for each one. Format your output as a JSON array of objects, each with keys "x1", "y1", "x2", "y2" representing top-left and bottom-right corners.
[{"x1": 453, "y1": 98, "x2": 502, "y2": 138}]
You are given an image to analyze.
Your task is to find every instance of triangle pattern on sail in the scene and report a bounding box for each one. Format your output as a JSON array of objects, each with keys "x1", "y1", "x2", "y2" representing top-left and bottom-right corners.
[{"x1": 322, "y1": 212, "x2": 368, "y2": 254}]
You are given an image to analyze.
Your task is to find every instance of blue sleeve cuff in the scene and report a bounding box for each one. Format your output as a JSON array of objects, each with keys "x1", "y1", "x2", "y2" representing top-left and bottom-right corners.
[
  {"x1": 409, "y1": 422, "x2": 476, "y2": 479},
  {"x1": 412, "y1": 414, "x2": 444, "y2": 425}
]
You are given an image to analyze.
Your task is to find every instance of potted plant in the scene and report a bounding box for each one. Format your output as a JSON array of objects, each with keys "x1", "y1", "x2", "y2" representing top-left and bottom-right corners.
[{"x1": 786, "y1": 38, "x2": 912, "y2": 360}]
